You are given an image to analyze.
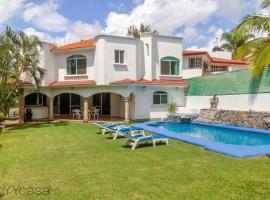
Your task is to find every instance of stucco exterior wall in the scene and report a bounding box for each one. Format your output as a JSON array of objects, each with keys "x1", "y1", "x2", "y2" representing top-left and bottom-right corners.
[
  {"x1": 185, "y1": 93, "x2": 270, "y2": 111},
  {"x1": 181, "y1": 56, "x2": 203, "y2": 79},
  {"x1": 134, "y1": 86, "x2": 186, "y2": 119},
  {"x1": 55, "y1": 48, "x2": 95, "y2": 81},
  {"x1": 25, "y1": 106, "x2": 49, "y2": 119},
  {"x1": 95, "y1": 36, "x2": 142, "y2": 84}
]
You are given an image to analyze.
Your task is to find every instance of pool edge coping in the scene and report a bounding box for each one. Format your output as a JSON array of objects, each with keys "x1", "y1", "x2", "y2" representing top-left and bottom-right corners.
[{"x1": 134, "y1": 121, "x2": 270, "y2": 158}]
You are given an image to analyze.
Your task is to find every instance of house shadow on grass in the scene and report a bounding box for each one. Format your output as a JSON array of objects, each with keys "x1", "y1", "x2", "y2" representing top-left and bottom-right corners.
[{"x1": 7, "y1": 122, "x2": 69, "y2": 131}]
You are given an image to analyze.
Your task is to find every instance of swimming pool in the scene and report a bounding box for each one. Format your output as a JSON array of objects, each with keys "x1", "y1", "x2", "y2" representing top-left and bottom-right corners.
[{"x1": 135, "y1": 121, "x2": 270, "y2": 158}]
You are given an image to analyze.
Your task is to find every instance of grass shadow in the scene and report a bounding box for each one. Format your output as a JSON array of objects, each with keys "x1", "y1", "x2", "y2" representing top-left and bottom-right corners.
[{"x1": 7, "y1": 122, "x2": 69, "y2": 131}]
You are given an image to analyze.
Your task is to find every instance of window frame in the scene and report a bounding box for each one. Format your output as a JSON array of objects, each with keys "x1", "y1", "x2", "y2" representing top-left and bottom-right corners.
[
  {"x1": 25, "y1": 93, "x2": 47, "y2": 106},
  {"x1": 153, "y1": 91, "x2": 168, "y2": 105},
  {"x1": 188, "y1": 57, "x2": 202, "y2": 69},
  {"x1": 114, "y1": 50, "x2": 125, "y2": 64},
  {"x1": 66, "y1": 55, "x2": 87, "y2": 75},
  {"x1": 160, "y1": 57, "x2": 180, "y2": 76}
]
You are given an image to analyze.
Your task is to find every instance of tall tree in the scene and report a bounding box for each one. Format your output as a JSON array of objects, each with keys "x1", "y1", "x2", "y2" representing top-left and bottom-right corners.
[
  {"x1": 0, "y1": 27, "x2": 44, "y2": 115},
  {"x1": 220, "y1": 29, "x2": 254, "y2": 59},
  {"x1": 127, "y1": 23, "x2": 156, "y2": 38},
  {"x1": 235, "y1": 0, "x2": 270, "y2": 76}
]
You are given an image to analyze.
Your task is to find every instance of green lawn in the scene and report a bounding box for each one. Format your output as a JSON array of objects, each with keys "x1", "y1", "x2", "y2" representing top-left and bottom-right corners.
[{"x1": 0, "y1": 123, "x2": 270, "y2": 200}]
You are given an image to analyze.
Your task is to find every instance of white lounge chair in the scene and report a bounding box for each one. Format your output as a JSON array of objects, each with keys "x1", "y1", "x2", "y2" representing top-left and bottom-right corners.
[
  {"x1": 93, "y1": 122, "x2": 129, "y2": 135},
  {"x1": 112, "y1": 126, "x2": 145, "y2": 140},
  {"x1": 126, "y1": 135, "x2": 169, "y2": 150}
]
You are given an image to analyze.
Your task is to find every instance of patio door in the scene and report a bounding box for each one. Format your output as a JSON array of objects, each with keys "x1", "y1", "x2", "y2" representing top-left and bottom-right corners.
[
  {"x1": 60, "y1": 93, "x2": 70, "y2": 114},
  {"x1": 92, "y1": 93, "x2": 110, "y2": 115},
  {"x1": 102, "y1": 93, "x2": 110, "y2": 115}
]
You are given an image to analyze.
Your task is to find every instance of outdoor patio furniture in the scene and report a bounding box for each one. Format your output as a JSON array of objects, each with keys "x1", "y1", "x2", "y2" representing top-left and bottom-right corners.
[
  {"x1": 125, "y1": 135, "x2": 169, "y2": 150},
  {"x1": 72, "y1": 109, "x2": 83, "y2": 120},
  {"x1": 89, "y1": 108, "x2": 100, "y2": 120},
  {"x1": 93, "y1": 122, "x2": 129, "y2": 135},
  {"x1": 113, "y1": 126, "x2": 145, "y2": 140}
]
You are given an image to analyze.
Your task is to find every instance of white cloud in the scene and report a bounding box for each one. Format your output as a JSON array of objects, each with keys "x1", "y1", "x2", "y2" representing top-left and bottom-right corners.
[
  {"x1": 215, "y1": 0, "x2": 243, "y2": 21},
  {"x1": 24, "y1": 20, "x2": 103, "y2": 46},
  {"x1": 22, "y1": 1, "x2": 103, "y2": 45},
  {"x1": 109, "y1": 2, "x2": 126, "y2": 12},
  {"x1": 105, "y1": 0, "x2": 218, "y2": 36},
  {"x1": 187, "y1": 28, "x2": 224, "y2": 52},
  {"x1": 64, "y1": 21, "x2": 103, "y2": 43},
  {"x1": 23, "y1": 1, "x2": 69, "y2": 32},
  {"x1": 0, "y1": 0, "x2": 26, "y2": 24},
  {"x1": 208, "y1": 25, "x2": 218, "y2": 33},
  {"x1": 179, "y1": 26, "x2": 198, "y2": 40},
  {"x1": 24, "y1": 27, "x2": 64, "y2": 44}
]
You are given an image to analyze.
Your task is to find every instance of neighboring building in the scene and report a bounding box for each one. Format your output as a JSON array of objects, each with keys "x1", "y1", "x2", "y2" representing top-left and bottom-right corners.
[
  {"x1": 182, "y1": 50, "x2": 248, "y2": 79},
  {"x1": 20, "y1": 33, "x2": 188, "y2": 122}
]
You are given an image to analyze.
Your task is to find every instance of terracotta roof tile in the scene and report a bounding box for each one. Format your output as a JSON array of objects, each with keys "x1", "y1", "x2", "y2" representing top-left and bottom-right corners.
[
  {"x1": 52, "y1": 39, "x2": 95, "y2": 51},
  {"x1": 183, "y1": 50, "x2": 248, "y2": 66},
  {"x1": 49, "y1": 80, "x2": 96, "y2": 87},
  {"x1": 111, "y1": 79, "x2": 188, "y2": 86}
]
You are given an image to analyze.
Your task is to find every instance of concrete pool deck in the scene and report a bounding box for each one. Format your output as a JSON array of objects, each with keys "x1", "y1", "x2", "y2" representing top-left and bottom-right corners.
[{"x1": 134, "y1": 121, "x2": 270, "y2": 158}]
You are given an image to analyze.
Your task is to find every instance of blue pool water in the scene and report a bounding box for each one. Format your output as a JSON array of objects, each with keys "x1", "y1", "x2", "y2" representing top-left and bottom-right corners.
[{"x1": 149, "y1": 122, "x2": 270, "y2": 146}]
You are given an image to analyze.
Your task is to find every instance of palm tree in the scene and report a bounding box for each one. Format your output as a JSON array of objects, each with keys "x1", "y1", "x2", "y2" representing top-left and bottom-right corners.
[
  {"x1": 0, "y1": 26, "x2": 44, "y2": 115},
  {"x1": 127, "y1": 23, "x2": 157, "y2": 38},
  {"x1": 235, "y1": 0, "x2": 270, "y2": 76},
  {"x1": 220, "y1": 29, "x2": 254, "y2": 59}
]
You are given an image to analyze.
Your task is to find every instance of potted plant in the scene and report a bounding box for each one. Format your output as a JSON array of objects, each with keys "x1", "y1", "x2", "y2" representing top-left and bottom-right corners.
[{"x1": 168, "y1": 102, "x2": 177, "y2": 114}]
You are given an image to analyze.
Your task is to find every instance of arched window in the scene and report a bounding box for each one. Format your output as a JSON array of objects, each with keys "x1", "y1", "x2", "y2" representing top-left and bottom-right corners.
[
  {"x1": 25, "y1": 93, "x2": 48, "y2": 106},
  {"x1": 67, "y1": 55, "x2": 87, "y2": 75},
  {"x1": 161, "y1": 56, "x2": 180, "y2": 76},
  {"x1": 153, "y1": 91, "x2": 168, "y2": 105}
]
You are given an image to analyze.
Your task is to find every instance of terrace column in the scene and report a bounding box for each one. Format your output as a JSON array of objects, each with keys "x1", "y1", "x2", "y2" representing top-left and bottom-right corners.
[
  {"x1": 49, "y1": 97, "x2": 54, "y2": 120},
  {"x1": 123, "y1": 97, "x2": 130, "y2": 123},
  {"x1": 18, "y1": 89, "x2": 25, "y2": 124},
  {"x1": 83, "y1": 97, "x2": 89, "y2": 122}
]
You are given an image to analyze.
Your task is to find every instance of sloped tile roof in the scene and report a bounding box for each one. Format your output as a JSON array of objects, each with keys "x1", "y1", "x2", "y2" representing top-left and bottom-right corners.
[
  {"x1": 183, "y1": 50, "x2": 248, "y2": 66},
  {"x1": 111, "y1": 79, "x2": 188, "y2": 86},
  {"x1": 49, "y1": 80, "x2": 96, "y2": 87},
  {"x1": 52, "y1": 39, "x2": 95, "y2": 52}
]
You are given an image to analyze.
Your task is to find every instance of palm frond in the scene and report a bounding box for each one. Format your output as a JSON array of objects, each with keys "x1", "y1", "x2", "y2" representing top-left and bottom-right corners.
[
  {"x1": 236, "y1": 14, "x2": 270, "y2": 33},
  {"x1": 261, "y1": 0, "x2": 270, "y2": 8},
  {"x1": 249, "y1": 40, "x2": 270, "y2": 76}
]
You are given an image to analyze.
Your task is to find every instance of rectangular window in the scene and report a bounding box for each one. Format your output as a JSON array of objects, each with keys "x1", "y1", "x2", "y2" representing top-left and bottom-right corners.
[
  {"x1": 77, "y1": 59, "x2": 87, "y2": 74},
  {"x1": 153, "y1": 95, "x2": 160, "y2": 104},
  {"x1": 115, "y1": 50, "x2": 125, "y2": 64},
  {"x1": 25, "y1": 93, "x2": 47, "y2": 106},
  {"x1": 67, "y1": 59, "x2": 76, "y2": 75},
  {"x1": 161, "y1": 61, "x2": 170, "y2": 75},
  {"x1": 160, "y1": 95, "x2": 168, "y2": 104},
  {"x1": 66, "y1": 55, "x2": 87, "y2": 75},
  {"x1": 161, "y1": 60, "x2": 179, "y2": 76},
  {"x1": 189, "y1": 58, "x2": 202, "y2": 69}
]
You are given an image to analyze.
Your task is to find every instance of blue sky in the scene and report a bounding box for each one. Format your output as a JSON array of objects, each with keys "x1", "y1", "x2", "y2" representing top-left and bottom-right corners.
[{"x1": 0, "y1": 0, "x2": 265, "y2": 50}]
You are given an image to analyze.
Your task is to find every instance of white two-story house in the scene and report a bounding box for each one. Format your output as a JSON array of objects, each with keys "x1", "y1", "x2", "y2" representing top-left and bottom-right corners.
[
  {"x1": 19, "y1": 33, "x2": 248, "y2": 123},
  {"x1": 19, "y1": 33, "x2": 188, "y2": 122}
]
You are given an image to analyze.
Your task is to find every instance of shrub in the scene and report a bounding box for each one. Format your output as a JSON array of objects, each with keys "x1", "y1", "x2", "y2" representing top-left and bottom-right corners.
[
  {"x1": 0, "y1": 112, "x2": 5, "y2": 122},
  {"x1": 168, "y1": 102, "x2": 177, "y2": 114}
]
